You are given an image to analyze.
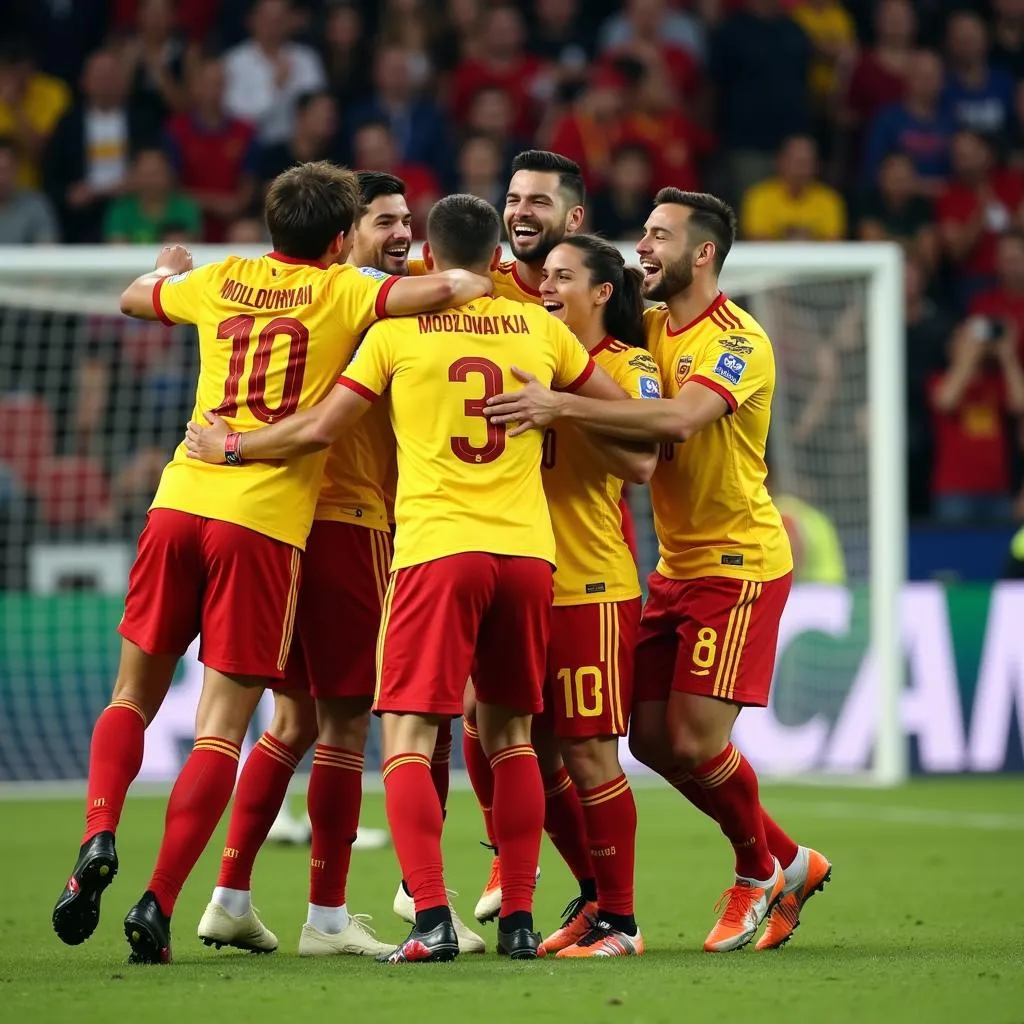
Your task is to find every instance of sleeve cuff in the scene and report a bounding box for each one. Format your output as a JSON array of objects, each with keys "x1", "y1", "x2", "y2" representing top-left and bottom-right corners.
[
  {"x1": 690, "y1": 374, "x2": 738, "y2": 412},
  {"x1": 337, "y1": 376, "x2": 381, "y2": 402},
  {"x1": 374, "y1": 275, "x2": 402, "y2": 319},
  {"x1": 152, "y1": 277, "x2": 174, "y2": 326},
  {"x1": 556, "y1": 358, "x2": 596, "y2": 394}
]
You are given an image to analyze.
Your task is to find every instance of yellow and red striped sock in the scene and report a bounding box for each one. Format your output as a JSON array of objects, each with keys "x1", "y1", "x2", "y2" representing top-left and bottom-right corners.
[
  {"x1": 543, "y1": 766, "x2": 595, "y2": 887},
  {"x1": 491, "y1": 744, "x2": 543, "y2": 917},
  {"x1": 82, "y1": 698, "x2": 147, "y2": 843},
  {"x1": 462, "y1": 718, "x2": 495, "y2": 844},
  {"x1": 578, "y1": 774, "x2": 637, "y2": 916},
  {"x1": 308, "y1": 744, "x2": 364, "y2": 908}
]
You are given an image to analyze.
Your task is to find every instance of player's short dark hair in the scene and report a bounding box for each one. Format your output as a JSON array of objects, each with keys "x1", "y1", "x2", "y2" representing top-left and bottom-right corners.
[
  {"x1": 427, "y1": 194, "x2": 501, "y2": 270},
  {"x1": 510, "y1": 150, "x2": 586, "y2": 207},
  {"x1": 654, "y1": 188, "x2": 737, "y2": 274},
  {"x1": 264, "y1": 160, "x2": 361, "y2": 260},
  {"x1": 355, "y1": 171, "x2": 406, "y2": 223}
]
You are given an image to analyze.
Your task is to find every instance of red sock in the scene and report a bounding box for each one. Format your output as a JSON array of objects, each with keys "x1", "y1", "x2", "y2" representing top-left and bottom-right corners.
[
  {"x1": 308, "y1": 745, "x2": 363, "y2": 907},
  {"x1": 216, "y1": 733, "x2": 302, "y2": 890},
  {"x1": 382, "y1": 754, "x2": 446, "y2": 912},
  {"x1": 667, "y1": 767, "x2": 799, "y2": 869},
  {"x1": 543, "y1": 767, "x2": 595, "y2": 885},
  {"x1": 148, "y1": 737, "x2": 240, "y2": 916},
  {"x1": 691, "y1": 744, "x2": 774, "y2": 880},
  {"x1": 82, "y1": 699, "x2": 147, "y2": 843},
  {"x1": 491, "y1": 745, "x2": 544, "y2": 916},
  {"x1": 578, "y1": 775, "x2": 637, "y2": 916},
  {"x1": 431, "y1": 720, "x2": 452, "y2": 817},
  {"x1": 462, "y1": 718, "x2": 495, "y2": 845}
]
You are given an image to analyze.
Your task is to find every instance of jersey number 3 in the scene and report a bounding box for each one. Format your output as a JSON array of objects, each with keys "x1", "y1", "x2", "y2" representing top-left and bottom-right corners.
[
  {"x1": 216, "y1": 314, "x2": 309, "y2": 423},
  {"x1": 449, "y1": 356, "x2": 506, "y2": 464}
]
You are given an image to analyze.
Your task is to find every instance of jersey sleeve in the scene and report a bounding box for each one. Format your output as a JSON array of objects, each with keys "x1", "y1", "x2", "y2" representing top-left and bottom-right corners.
[
  {"x1": 337, "y1": 322, "x2": 394, "y2": 402},
  {"x1": 549, "y1": 318, "x2": 596, "y2": 392},
  {"x1": 614, "y1": 349, "x2": 662, "y2": 401},
  {"x1": 689, "y1": 334, "x2": 771, "y2": 412},
  {"x1": 334, "y1": 265, "x2": 401, "y2": 334},
  {"x1": 152, "y1": 262, "x2": 218, "y2": 325}
]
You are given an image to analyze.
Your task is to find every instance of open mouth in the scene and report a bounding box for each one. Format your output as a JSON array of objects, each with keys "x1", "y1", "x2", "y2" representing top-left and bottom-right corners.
[
  {"x1": 512, "y1": 222, "x2": 541, "y2": 242},
  {"x1": 542, "y1": 300, "x2": 564, "y2": 312},
  {"x1": 384, "y1": 244, "x2": 409, "y2": 260},
  {"x1": 640, "y1": 259, "x2": 661, "y2": 280}
]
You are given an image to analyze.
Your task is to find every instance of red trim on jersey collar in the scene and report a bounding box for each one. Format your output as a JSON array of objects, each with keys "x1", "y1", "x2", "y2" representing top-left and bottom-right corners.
[
  {"x1": 590, "y1": 335, "x2": 618, "y2": 356},
  {"x1": 666, "y1": 292, "x2": 727, "y2": 336},
  {"x1": 267, "y1": 251, "x2": 327, "y2": 269},
  {"x1": 510, "y1": 262, "x2": 542, "y2": 297}
]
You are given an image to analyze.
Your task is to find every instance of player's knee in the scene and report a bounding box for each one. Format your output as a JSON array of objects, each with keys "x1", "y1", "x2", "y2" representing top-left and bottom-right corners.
[
  {"x1": 317, "y1": 698, "x2": 371, "y2": 751},
  {"x1": 268, "y1": 694, "x2": 318, "y2": 752},
  {"x1": 668, "y1": 725, "x2": 719, "y2": 770},
  {"x1": 562, "y1": 736, "x2": 622, "y2": 790},
  {"x1": 628, "y1": 719, "x2": 667, "y2": 772},
  {"x1": 462, "y1": 681, "x2": 478, "y2": 724}
]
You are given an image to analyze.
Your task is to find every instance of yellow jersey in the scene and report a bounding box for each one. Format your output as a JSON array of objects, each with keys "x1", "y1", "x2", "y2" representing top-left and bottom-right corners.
[
  {"x1": 153, "y1": 253, "x2": 398, "y2": 549},
  {"x1": 790, "y1": 1, "x2": 856, "y2": 99},
  {"x1": 491, "y1": 259, "x2": 543, "y2": 303},
  {"x1": 645, "y1": 295, "x2": 792, "y2": 582},
  {"x1": 543, "y1": 338, "x2": 658, "y2": 605},
  {"x1": 740, "y1": 179, "x2": 846, "y2": 242},
  {"x1": 0, "y1": 72, "x2": 70, "y2": 188},
  {"x1": 339, "y1": 297, "x2": 595, "y2": 571}
]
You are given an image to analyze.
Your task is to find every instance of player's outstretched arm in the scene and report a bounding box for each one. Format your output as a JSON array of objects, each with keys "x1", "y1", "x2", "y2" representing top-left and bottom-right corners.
[
  {"x1": 119, "y1": 245, "x2": 193, "y2": 319},
  {"x1": 486, "y1": 370, "x2": 728, "y2": 443},
  {"x1": 184, "y1": 384, "x2": 372, "y2": 464},
  {"x1": 382, "y1": 269, "x2": 493, "y2": 316}
]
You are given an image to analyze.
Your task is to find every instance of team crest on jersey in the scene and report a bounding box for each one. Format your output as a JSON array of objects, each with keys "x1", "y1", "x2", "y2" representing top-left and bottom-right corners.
[
  {"x1": 628, "y1": 353, "x2": 659, "y2": 373},
  {"x1": 713, "y1": 352, "x2": 746, "y2": 385},
  {"x1": 718, "y1": 335, "x2": 754, "y2": 355},
  {"x1": 675, "y1": 355, "x2": 693, "y2": 386},
  {"x1": 639, "y1": 375, "x2": 661, "y2": 399},
  {"x1": 166, "y1": 271, "x2": 191, "y2": 284},
  {"x1": 358, "y1": 266, "x2": 389, "y2": 281}
]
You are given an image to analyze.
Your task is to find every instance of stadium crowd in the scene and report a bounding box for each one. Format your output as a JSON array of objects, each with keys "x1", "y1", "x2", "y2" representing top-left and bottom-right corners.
[{"x1": 3, "y1": 0, "x2": 1024, "y2": 556}]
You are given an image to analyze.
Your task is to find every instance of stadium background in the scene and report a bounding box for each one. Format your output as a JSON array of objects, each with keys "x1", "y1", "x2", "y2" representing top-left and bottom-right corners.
[{"x1": 1, "y1": 0, "x2": 1023, "y2": 783}]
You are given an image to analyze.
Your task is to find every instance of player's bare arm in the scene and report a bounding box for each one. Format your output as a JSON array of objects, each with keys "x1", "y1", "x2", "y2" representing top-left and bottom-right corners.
[
  {"x1": 486, "y1": 370, "x2": 728, "y2": 443},
  {"x1": 185, "y1": 383, "x2": 373, "y2": 464},
  {"x1": 119, "y1": 245, "x2": 193, "y2": 319},
  {"x1": 383, "y1": 269, "x2": 494, "y2": 315}
]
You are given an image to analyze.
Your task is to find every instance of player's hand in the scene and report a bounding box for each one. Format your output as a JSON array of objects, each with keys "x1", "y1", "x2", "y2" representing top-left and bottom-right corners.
[
  {"x1": 185, "y1": 411, "x2": 229, "y2": 463},
  {"x1": 157, "y1": 244, "x2": 193, "y2": 276},
  {"x1": 484, "y1": 367, "x2": 563, "y2": 437},
  {"x1": 447, "y1": 269, "x2": 495, "y2": 304}
]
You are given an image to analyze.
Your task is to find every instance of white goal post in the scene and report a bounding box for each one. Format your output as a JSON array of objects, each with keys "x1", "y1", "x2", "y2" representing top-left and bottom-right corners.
[{"x1": 0, "y1": 241, "x2": 905, "y2": 787}]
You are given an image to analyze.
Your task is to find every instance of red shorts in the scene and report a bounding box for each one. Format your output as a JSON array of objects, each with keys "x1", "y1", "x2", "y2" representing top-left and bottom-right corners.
[
  {"x1": 374, "y1": 553, "x2": 552, "y2": 717},
  {"x1": 119, "y1": 508, "x2": 301, "y2": 678},
  {"x1": 633, "y1": 572, "x2": 792, "y2": 707},
  {"x1": 282, "y1": 520, "x2": 392, "y2": 700},
  {"x1": 538, "y1": 599, "x2": 641, "y2": 739}
]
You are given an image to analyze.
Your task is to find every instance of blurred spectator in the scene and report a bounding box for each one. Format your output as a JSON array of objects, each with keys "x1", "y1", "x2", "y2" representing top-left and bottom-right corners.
[
  {"x1": 857, "y1": 152, "x2": 939, "y2": 272},
  {"x1": 1004, "y1": 81, "x2": 1024, "y2": 171},
  {"x1": 352, "y1": 120, "x2": 440, "y2": 231},
  {"x1": 8, "y1": 0, "x2": 109, "y2": 85},
  {"x1": 928, "y1": 317, "x2": 1024, "y2": 523},
  {"x1": 529, "y1": 0, "x2": 594, "y2": 70},
  {"x1": 376, "y1": 0, "x2": 436, "y2": 89},
  {"x1": 970, "y1": 230, "x2": 1024, "y2": 358},
  {"x1": 843, "y1": 0, "x2": 915, "y2": 144},
  {"x1": 863, "y1": 49, "x2": 953, "y2": 195},
  {"x1": 261, "y1": 91, "x2": 343, "y2": 184},
  {"x1": 0, "y1": 38, "x2": 71, "y2": 190},
  {"x1": 790, "y1": 0, "x2": 857, "y2": 127},
  {"x1": 0, "y1": 136, "x2": 59, "y2": 244},
  {"x1": 103, "y1": 147, "x2": 201, "y2": 243},
  {"x1": 223, "y1": 0, "x2": 326, "y2": 146},
  {"x1": 348, "y1": 46, "x2": 448, "y2": 177},
  {"x1": 599, "y1": 0, "x2": 704, "y2": 64},
  {"x1": 121, "y1": 0, "x2": 189, "y2": 144},
  {"x1": 943, "y1": 11, "x2": 1015, "y2": 139},
  {"x1": 225, "y1": 217, "x2": 268, "y2": 245},
  {"x1": 165, "y1": 58, "x2": 259, "y2": 243},
  {"x1": 44, "y1": 50, "x2": 142, "y2": 244},
  {"x1": 449, "y1": 5, "x2": 548, "y2": 141},
  {"x1": 431, "y1": 0, "x2": 485, "y2": 74},
  {"x1": 465, "y1": 86, "x2": 524, "y2": 179},
  {"x1": 113, "y1": 0, "x2": 220, "y2": 47},
  {"x1": 937, "y1": 131, "x2": 1024, "y2": 299},
  {"x1": 740, "y1": 135, "x2": 846, "y2": 241},
  {"x1": 320, "y1": 0, "x2": 373, "y2": 107},
  {"x1": 454, "y1": 133, "x2": 505, "y2": 209},
  {"x1": 589, "y1": 143, "x2": 654, "y2": 239},
  {"x1": 905, "y1": 255, "x2": 956, "y2": 518},
  {"x1": 711, "y1": 0, "x2": 811, "y2": 205},
  {"x1": 992, "y1": 0, "x2": 1024, "y2": 80}
]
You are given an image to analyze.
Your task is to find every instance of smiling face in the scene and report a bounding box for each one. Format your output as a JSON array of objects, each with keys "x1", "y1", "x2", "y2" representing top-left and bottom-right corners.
[
  {"x1": 504, "y1": 169, "x2": 579, "y2": 266},
  {"x1": 540, "y1": 242, "x2": 609, "y2": 336},
  {"x1": 635, "y1": 203, "x2": 696, "y2": 301},
  {"x1": 351, "y1": 193, "x2": 413, "y2": 275}
]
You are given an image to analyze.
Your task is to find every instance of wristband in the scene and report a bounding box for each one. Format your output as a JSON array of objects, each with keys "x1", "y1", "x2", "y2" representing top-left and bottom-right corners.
[{"x1": 224, "y1": 432, "x2": 243, "y2": 466}]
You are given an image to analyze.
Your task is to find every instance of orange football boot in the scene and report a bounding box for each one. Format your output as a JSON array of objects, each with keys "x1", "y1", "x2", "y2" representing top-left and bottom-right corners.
[
  {"x1": 539, "y1": 896, "x2": 598, "y2": 955},
  {"x1": 704, "y1": 858, "x2": 784, "y2": 952},
  {"x1": 557, "y1": 921, "x2": 644, "y2": 958},
  {"x1": 756, "y1": 847, "x2": 832, "y2": 950}
]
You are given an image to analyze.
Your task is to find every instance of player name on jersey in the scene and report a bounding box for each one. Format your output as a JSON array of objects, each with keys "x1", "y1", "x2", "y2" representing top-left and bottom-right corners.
[
  {"x1": 218, "y1": 278, "x2": 314, "y2": 310},
  {"x1": 417, "y1": 312, "x2": 531, "y2": 335}
]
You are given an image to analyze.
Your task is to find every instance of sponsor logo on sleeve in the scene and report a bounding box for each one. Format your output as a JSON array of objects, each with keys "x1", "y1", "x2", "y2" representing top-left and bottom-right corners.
[
  {"x1": 166, "y1": 271, "x2": 191, "y2": 285},
  {"x1": 713, "y1": 352, "x2": 746, "y2": 386},
  {"x1": 718, "y1": 335, "x2": 754, "y2": 355},
  {"x1": 358, "y1": 266, "x2": 390, "y2": 281},
  {"x1": 628, "y1": 353, "x2": 659, "y2": 373},
  {"x1": 675, "y1": 355, "x2": 693, "y2": 386},
  {"x1": 639, "y1": 375, "x2": 661, "y2": 399}
]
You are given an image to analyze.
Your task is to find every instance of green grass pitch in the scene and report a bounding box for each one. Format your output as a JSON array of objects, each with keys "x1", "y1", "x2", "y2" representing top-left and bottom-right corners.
[{"x1": 2, "y1": 779, "x2": 1022, "y2": 1023}]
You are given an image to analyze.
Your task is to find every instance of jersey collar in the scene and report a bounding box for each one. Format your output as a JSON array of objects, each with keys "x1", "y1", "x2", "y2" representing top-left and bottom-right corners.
[
  {"x1": 667, "y1": 292, "x2": 727, "y2": 335},
  {"x1": 510, "y1": 261, "x2": 542, "y2": 298},
  {"x1": 590, "y1": 335, "x2": 617, "y2": 355},
  {"x1": 267, "y1": 251, "x2": 327, "y2": 269}
]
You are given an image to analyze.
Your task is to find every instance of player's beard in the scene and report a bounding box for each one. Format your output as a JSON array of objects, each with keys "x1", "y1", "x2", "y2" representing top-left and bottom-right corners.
[
  {"x1": 644, "y1": 258, "x2": 694, "y2": 303},
  {"x1": 509, "y1": 224, "x2": 564, "y2": 267}
]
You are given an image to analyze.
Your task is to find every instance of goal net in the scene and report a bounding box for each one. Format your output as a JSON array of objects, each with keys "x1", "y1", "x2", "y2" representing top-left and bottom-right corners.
[{"x1": 0, "y1": 243, "x2": 904, "y2": 789}]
